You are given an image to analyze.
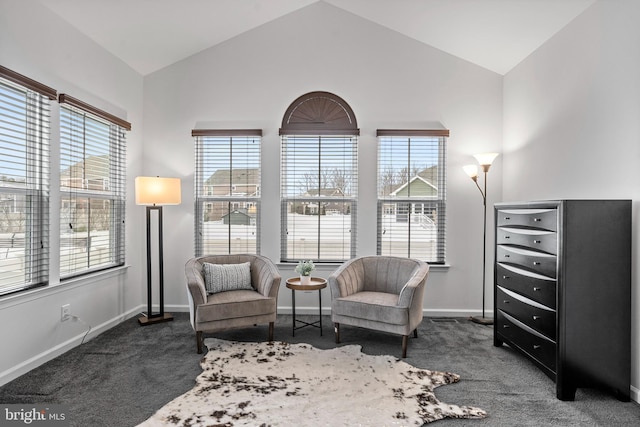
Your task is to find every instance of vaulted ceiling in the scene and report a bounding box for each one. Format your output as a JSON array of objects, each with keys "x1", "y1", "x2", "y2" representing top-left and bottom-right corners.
[{"x1": 38, "y1": 0, "x2": 596, "y2": 76}]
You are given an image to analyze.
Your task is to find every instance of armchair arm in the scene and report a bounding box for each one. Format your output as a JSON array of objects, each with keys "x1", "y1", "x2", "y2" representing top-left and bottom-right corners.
[
  {"x1": 252, "y1": 255, "x2": 282, "y2": 299},
  {"x1": 397, "y1": 263, "x2": 429, "y2": 308},
  {"x1": 185, "y1": 258, "x2": 207, "y2": 308}
]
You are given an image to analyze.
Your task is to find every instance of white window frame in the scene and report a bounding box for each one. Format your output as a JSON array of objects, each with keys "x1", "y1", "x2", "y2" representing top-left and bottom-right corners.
[
  {"x1": 376, "y1": 130, "x2": 448, "y2": 263},
  {"x1": 193, "y1": 130, "x2": 262, "y2": 256},
  {"x1": 0, "y1": 66, "x2": 55, "y2": 296},
  {"x1": 280, "y1": 134, "x2": 358, "y2": 263},
  {"x1": 59, "y1": 94, "x2": 128, "y2": 279}
]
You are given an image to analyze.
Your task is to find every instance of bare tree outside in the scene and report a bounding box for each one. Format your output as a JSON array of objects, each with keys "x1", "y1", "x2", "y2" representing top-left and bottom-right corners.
[
  {"x1": 298, "y1": 167, "x2": 353, "y2": 195},
  {"x1": 329, "y1": 167, "x2": 350, "y2": 195},
  {"x1": 0, "y1": 208, "x2": 25, "y2": 233}
]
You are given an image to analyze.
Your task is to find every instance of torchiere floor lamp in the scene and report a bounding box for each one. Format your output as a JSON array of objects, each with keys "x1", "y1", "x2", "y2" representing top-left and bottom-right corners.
[
  {"x1": 135, "y1": 176, "x2": 181, "y2": 325},
  {"x1": 463, "y1": 153, "x2": 499, "y2": 325}
]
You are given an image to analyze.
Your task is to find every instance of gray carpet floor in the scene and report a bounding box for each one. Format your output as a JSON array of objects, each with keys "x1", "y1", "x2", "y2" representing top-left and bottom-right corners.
[{"x1": 1, "y1": 312, "x2": 638, "y2": 426}]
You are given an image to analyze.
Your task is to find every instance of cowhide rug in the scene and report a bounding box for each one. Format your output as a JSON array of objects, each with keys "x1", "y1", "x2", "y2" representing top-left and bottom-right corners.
[{"x1": 138, "y1": 338, "x2": 486, "y2": 426}]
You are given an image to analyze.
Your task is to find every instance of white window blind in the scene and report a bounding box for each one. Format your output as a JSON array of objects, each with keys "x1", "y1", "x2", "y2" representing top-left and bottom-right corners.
[
  {"x1": 280, "y1": 135, "x2": 357, "y2": 262},
  {"x1": 377, "y1": 130, "x2": 448, "y2": 263},
  {"x1": 59, "y1": 95, "x2": 128, "y2": 278},
  {"x1": 0, "y1": 68, "x2": 54, "y2": 296},
  {"x1": 193, "y1": 130, "x2": 261, "y2": 256}
]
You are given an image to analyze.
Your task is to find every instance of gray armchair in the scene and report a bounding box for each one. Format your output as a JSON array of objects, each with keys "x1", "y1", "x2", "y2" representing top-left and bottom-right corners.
[
  {"x1": 185, "y1": 254, "x2": 281, "y2": 353},
  {"x1": 329, "y1": 256, "x2": 429, "y2": 358}
]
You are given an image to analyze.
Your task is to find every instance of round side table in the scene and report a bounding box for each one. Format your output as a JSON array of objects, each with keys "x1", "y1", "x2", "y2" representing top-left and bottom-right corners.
[{"x1": 285, "y1": 277, "x2": 327, "y2": 336}]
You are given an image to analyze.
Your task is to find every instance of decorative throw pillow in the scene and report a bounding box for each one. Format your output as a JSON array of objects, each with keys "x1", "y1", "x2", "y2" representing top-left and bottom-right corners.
[{"x1": 203, "y1": 262, "x2": 253, "y2": 294}]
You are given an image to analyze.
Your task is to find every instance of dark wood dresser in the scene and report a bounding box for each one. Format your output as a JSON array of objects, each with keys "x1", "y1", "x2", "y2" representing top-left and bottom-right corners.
[{"x1": 493, "y1": 200, "x2": 631, "y2": 401}]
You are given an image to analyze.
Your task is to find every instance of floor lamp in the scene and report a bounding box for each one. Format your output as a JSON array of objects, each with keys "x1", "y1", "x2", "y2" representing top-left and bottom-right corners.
[
  {"x1": 135, "y1": 176, "x2": 181, "y2": 326},
  {"x1": 463, "y1": 153, "x2": 499, "y2": 325}
]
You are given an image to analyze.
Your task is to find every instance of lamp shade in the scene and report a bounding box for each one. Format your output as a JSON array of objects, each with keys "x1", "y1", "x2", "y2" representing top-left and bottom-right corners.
[
  {"x1": 473, "y1": 152, "x2": 499, "y2": 167},
  {"x1": 135, "y1": 176, "x2": 181, "y2": 206},
  {"x1": 463, "y1": 165, "x2": 479, "y2": 179}
]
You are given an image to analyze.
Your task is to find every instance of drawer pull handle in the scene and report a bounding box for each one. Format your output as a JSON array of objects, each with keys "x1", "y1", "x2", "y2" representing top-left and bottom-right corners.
[
  {"x1": 533, "y1": 345, "x2": 541, "y2": 350},
  {"x1": 503, "y1": 325, "x2": 510, "y2": 329},
  {"x1": 532, "y1": 315, "x2": 541, "y2": 320},
  {"x1": 533, "y1": 239, "x2": 541, "y2": 244},
  {"x1": 504, "y1": 217, "x2": 511, "y2": 220},
  {"x1": 534, "y1": 218, "x2": 541, "y2": 222},
  {"x1": 503, "y1": 275, "x2": 510, "y2": 280},
  {"x1": 533, "y1": 261, "x2": 541, "y2": 265},
  {"x1": 505, "y1": 236, "x2": 510, "y2": 239},
  {"x1": 533, "y1": 287, "x2": 541, "y2": 291},
  {"x1": 503, "y1": 300, "x2": 510, "y2": 304},
  {"x1": 504, "y1": 254, "x2": 510, "y2": 258}
]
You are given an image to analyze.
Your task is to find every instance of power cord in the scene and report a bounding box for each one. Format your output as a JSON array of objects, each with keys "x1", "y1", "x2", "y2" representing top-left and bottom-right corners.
[{"x1": 70, "y1": 315, "x2": 93, "y2": 345}]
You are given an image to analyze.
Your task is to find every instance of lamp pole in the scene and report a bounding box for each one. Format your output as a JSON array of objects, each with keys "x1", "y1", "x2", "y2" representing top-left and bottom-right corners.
[{"x1": 464, "y1": 153, "x2": 498, "y2": 325}]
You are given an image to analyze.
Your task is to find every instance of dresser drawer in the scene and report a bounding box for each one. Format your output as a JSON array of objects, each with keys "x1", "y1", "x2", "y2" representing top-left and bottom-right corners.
[
  {"x1": 497, "y1": 245, "x2": 557, "y2": 278},
  {"x1": 496, "y1": 209, "x2": 557, "y2": 231},
  {"x1": 497, "y1": 286, "x2": 556, "y2": 339},
  {"x1": 497, "y1": 310, "x2": 556, "y2": 372},
  {"x1": 496, "y1": 263, "x2": 556, "y2": 309},
  {"x1": 497, "y1": 227, "x2": 557, "y2": 255}
]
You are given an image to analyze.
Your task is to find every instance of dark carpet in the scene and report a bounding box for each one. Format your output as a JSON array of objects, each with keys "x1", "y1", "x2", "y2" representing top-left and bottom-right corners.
[{"x1": 0, "y1": 313, "x2": 638, "y2": 426}]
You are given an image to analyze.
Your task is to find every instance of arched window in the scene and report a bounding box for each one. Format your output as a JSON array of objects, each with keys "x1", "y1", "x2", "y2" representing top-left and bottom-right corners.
[{"x1": 280, "y1": 91, "x2": 359, "y2": 262}]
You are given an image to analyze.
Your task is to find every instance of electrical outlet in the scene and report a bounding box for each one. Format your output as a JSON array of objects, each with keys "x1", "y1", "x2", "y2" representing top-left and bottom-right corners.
[{"x1": 61, "y1": 304, "x2": 71, "y2": 322}]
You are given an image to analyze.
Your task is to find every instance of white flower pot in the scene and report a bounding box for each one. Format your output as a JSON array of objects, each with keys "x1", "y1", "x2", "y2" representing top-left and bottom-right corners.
[{"x1": 300, "y1": 275, "x2": 312, "y2": 286}]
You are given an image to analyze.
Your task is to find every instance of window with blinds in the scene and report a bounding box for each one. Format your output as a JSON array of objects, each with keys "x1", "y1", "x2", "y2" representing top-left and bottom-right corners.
[
  {"x1": 280, "y1": 135, "x2": 357, "y2": 262},
  {"x1": 59, "y1": 95, "x2": 128, "y2": 278},
  {"x1": 0, "y1": 67, "x2": 54, "y2": 296},
  {"x1": 377, "y1": 130, "x2": 448, "y2": 263},
  {"x1": 193, "y1": 130, "x2": 261, "y2": 256}
]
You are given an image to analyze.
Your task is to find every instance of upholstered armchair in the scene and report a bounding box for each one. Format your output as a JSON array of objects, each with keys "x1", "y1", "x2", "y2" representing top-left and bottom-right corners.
[
  {"x1": 185, "y1": 254, "x2": 281, "y2": 353},
  {"x1": 329, "y1": 256, "x2": 429, "y2": 358}
]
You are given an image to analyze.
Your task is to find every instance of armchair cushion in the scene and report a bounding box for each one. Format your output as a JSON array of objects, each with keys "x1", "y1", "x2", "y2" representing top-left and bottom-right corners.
[
  {"x1": 196, "y1": 290, "x2": 275, "y2": 323},
  {"x1": 332, "y1": 291, "x2": 407, "y2": 325},
  {"x1": 203, "y1": 261, "x2": 253, "y2": 294}
]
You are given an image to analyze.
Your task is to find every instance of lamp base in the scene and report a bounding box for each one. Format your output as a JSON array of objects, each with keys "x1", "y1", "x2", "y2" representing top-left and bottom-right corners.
[
  {"x1": 138, "y1": 312, "x2": 174, "y2": 326},
  {"x1": 469, "y1": 316, "x2": 493, "y2": 326}
]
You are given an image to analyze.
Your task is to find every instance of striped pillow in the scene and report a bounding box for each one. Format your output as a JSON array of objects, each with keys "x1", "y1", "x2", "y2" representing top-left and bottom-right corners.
[{"x1": 203, "y1": 262, "x2": 253, "y2": 294}]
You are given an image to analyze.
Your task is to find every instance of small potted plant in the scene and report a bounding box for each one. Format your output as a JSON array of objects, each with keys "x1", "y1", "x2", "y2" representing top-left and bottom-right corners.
[{"x1": 295, "y1": 260, "x2": 315, "y2": 285}]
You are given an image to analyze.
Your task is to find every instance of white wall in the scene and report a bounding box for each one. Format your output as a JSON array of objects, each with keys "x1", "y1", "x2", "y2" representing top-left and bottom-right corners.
[
  {"x1": 143, "y1": 2, "x2": 503, "y2": 316},
  {"x1": 503, "y1": 0, "x2": 640, "y2": 401},
  {"x1": 0, "y1": 0, "x2": 145, "y2": 385}
]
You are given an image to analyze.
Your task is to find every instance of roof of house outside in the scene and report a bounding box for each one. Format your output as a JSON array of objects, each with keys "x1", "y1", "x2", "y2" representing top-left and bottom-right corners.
[
  {"x1": 205, "y1": 168, "x2": 259, "y2": 186},
  {"x1": 60, "y1": 154, "x2": 110, "y2": 180},
  {"x1": 389, "y1": 166, "x2": 439, "y2": 198},
  {"x1": 303, "y1": 188, "x2": 345, "y2": 197}
]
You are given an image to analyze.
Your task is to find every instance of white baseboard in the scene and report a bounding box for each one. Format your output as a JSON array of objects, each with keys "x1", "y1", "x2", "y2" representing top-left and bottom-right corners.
[
  {"x1": 631, "y1": 385, "x2": 639, "y2": 403},
  {"x1": 0, "y1": 305, "x2": 143, "y2": 387},
  {"x1": 164, "y1": 304, "x2": 190, "y2": 313}
]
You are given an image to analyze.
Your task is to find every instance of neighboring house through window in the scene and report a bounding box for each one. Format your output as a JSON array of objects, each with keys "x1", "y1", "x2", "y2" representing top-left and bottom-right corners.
[
  {"x1": 280, "y1": 91, "x2": 358, "y2": 263},
  {"x1": 0, "y1": 66, "x2": 55, "y2": 296},
  {"x1": 59, "y1": 94, "x2": 129, "y2": 278},
  {"x1": 193, "y1": 130, "x2": 261, "y2": 256},
  {"x1": 377, "y1": 129, "x2": 448, "y2": 263}
]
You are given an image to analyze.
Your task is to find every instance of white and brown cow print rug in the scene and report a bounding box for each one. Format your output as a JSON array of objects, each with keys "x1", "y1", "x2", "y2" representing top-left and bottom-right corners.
[{"x1": 138, "y1": 338, "x2": 486, "y2": 426}]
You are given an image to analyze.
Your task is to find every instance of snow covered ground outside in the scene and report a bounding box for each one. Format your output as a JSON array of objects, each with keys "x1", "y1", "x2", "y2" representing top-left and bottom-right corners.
[{"x1": 201, "y1": 213, "x2": 437, "y2": 259}]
